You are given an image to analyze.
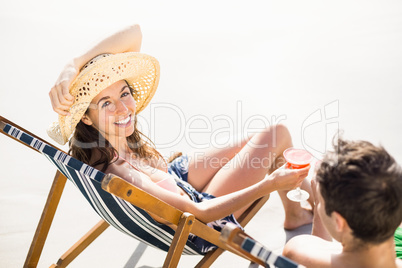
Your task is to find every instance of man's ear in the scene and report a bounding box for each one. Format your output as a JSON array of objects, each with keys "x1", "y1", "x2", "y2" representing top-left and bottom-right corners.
[
  {"x1": 81, "y1": 114, "x2": 93, "y2": 126},
  {"x1": 332, "y1": 211, "x2": 349, "y2": 233}
]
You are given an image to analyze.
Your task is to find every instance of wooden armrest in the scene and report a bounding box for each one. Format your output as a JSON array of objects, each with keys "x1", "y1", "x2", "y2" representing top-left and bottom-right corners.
[
  {"x1": 101, "y1": 174, "x2": 253, "y2": 256},
  {"x1": 101, "y1": 173, "x2": 184, "y2": 225}
]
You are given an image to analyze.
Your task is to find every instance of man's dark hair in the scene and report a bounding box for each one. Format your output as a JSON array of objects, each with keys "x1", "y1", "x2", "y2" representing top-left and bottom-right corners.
[{"x1": 316, "y1": 138, "x2": 402, "y2": 244}]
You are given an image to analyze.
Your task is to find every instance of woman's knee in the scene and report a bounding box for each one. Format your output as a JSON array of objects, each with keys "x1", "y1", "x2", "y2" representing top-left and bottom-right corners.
[{"x1": 262, "y1": 124, "x2": 292, "y2": 148}]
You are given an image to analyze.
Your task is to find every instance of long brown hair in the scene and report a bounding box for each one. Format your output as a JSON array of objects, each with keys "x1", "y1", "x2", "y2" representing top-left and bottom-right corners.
[{"x1": 69, "y1": 83, "x2": 163, "y2": 172}]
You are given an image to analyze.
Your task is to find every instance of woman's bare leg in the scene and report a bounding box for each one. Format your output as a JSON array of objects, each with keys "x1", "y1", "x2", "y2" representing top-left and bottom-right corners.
[
  {"x1": 186, "y1": 134, "x2": 251, "y2": 191},
  {"x1": 277, "y1": 189, "x2": 314, "y2": 229}
]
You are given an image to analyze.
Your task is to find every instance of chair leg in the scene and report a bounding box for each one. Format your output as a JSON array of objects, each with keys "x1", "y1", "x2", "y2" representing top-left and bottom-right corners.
[
  {"x1": 52, "y1": 220, "x2": 109, "y2": 267},
  {"x1": 24, "y1": 171, "x2": 67, "y2": 268},
  {"x1": 163, "y1": 212, "x2": 195, "y2": 268}
]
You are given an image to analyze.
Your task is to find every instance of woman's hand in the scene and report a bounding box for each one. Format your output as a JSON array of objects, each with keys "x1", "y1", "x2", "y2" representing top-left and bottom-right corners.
[
  {"x1": 49, "y1": 60, "x2": 77, "y2": 115},
  {"x1": 48, "y1": 24, "x2": 143, "y2": 116},
  {"x1": 268, "y1": 165, "x2": 310, "y2": 191}
]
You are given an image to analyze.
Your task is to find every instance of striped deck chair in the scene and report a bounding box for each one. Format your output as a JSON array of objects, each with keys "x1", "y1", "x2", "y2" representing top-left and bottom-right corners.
[
  {"x1": 220, "y1": 223, "x2": 304, "y2": 268},
  {"x1": 0, "y1": 116, "x2": 269, "y2": 268}
]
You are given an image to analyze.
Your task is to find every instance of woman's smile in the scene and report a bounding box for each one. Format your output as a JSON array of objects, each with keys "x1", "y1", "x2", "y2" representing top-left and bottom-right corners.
[{"x1": 114, "y1": 114, "x2": 134, "y2": 127}]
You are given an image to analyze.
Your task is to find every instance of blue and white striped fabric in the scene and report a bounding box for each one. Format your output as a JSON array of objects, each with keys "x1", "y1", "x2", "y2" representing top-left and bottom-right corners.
[
  {"x1": 3, "y1": 123, "x2": 202, "y2": 255},
  {"x1": 241, "y1": 237, "x2": 302, "y2": 268}
]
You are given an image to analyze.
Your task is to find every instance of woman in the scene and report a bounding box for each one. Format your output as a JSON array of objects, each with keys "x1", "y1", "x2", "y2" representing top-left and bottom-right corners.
[{"x1": 48, "y1": 24, "x2": 313, "y2": 252}]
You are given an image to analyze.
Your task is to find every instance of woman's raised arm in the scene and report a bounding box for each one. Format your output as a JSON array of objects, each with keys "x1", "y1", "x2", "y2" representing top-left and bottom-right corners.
[{"x1": 49, "y1": 24, "x2": 143, "y2": 115}]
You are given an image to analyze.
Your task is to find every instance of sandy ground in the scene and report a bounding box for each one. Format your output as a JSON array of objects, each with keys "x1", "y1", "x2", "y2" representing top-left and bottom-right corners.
[{"x1": 1, "y1": 1, "x2": 402, "y2": 267}]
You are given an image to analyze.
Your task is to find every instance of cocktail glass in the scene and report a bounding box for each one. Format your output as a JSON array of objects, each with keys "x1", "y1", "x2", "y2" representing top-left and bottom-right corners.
[{"x1": 283, "y1": 148, "x2": 313, "y2": 202}]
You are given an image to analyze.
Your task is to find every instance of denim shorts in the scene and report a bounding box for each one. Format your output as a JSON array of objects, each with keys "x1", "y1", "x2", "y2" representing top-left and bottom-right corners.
[{"x1": 168, "y1": 154, "x2": 243, "y2": 254}]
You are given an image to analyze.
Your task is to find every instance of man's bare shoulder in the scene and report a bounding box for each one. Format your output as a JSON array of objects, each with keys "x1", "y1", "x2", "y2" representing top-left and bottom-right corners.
[{"x1": 283, "y1": 235, "x2": 342, "y2": 268}]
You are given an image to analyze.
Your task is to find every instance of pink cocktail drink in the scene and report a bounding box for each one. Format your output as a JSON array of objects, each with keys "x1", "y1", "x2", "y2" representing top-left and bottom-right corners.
[
  {"x1": 284, "y1": 148, "x2": 313, "y2": 169},
  {"x1": 283, "y1": 148, "x2": 313, "y2": 202}
]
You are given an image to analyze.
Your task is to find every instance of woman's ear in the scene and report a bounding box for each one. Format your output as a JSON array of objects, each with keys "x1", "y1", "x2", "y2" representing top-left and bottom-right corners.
[{"x1": 81, "y1": 114, "x2": 93, "y2": 126}]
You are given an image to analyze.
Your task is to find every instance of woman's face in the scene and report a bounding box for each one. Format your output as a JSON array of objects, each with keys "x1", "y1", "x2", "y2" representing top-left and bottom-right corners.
[{"x1": 82, "y1": 80, "x2": 136, "y2": 142}]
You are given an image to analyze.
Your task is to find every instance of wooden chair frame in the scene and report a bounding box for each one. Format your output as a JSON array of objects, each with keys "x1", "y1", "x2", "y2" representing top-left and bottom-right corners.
[
  {"x1": 0, "y1": 116, "x2": 269, "y2": 268},
  {"x1": 220, "y1": 223, "x2": 303, "y2": 268}
]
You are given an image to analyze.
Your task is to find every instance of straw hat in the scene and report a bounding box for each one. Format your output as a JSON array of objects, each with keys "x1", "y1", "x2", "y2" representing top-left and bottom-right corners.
[{"x1": 47, "y1": 52, "x2": 160, "y2": 145}]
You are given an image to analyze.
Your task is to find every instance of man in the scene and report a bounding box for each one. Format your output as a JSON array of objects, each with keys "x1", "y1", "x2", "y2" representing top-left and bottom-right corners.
[{"x1": 283, "y1": 138, "x2": 402, "y2": 268}]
